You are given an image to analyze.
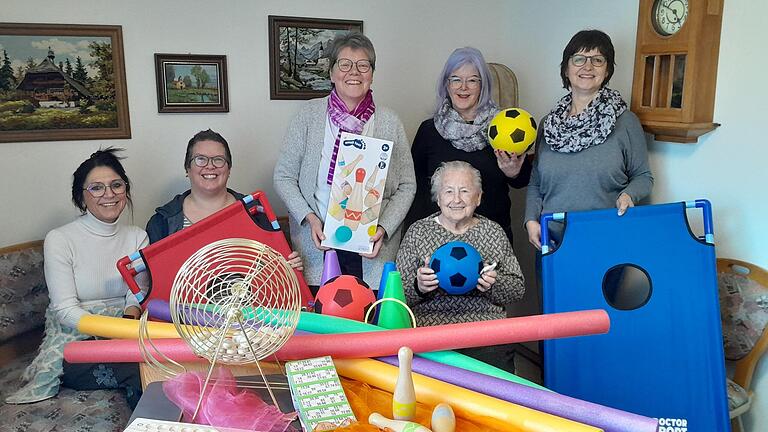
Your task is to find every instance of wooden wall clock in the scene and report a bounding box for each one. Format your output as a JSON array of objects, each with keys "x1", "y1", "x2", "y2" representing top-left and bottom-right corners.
[{"x1": 630, "y1": 0, "x2": 725, "y2": 143}]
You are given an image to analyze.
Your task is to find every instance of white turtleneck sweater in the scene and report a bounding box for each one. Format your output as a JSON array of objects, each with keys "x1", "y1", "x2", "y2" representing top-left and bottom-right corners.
[{"x1": 44, "y1": 211, "x2": 149, "y2": 329}]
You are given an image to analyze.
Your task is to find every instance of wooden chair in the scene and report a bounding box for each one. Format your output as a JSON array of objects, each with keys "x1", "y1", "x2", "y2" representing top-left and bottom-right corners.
[
  {"x1": 488, "y1": 63, "x2": 518, "y2": 109},
  {"x1": 717, "y1": 258, "x2": 768, "y2": 431}
]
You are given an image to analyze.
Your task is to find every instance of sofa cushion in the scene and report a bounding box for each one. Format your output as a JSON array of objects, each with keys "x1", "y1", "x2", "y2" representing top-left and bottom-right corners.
[
  {"x1": 0, "y1": 350, "x2": 131, "y2": 432},
  {"x1": 0, "y1": 241, "x2": 48, "y2": 343},
  {"x1": 1, "y1": 241, "x2": 131, "y2": 430}
]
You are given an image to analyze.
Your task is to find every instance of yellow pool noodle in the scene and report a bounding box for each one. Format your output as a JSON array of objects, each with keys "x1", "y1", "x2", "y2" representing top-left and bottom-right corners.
[
  {"x1": 334, "y1": 358, "x2": 603, "y2": 432},
  {"x1": 77, "y1": 314, "x2": 186, "y2": 339}
]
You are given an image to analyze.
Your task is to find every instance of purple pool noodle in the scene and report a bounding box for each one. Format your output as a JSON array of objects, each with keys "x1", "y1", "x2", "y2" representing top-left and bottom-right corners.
[
  {"x1": 147, "y1": 299, "x2": 173, "y2": 322},
  {"x1": 146, "y1": 300, "x2": 306, "y2": 337},
  {"x1": 145, "y1": 299, "x2": 232, "y2": 328},
  {"x1": 378, "y1": 355, "x2": 657, "y2": 432}
]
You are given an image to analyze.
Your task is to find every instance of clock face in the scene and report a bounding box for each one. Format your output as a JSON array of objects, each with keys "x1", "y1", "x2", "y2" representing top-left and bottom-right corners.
[{"x1": 652, "y1": 0, "x2": 689, "y2": 36}]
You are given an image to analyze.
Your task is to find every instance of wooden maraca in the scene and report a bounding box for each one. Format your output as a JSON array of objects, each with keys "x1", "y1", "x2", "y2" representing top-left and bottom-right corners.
[{"x1": 430, "y1": 403, "x2": 455, "y2": 432}]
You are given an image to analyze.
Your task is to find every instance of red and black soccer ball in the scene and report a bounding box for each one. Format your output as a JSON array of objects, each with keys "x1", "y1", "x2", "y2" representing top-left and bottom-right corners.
[{"x1": 314, "y1": 275, "x2": 376, "y2": 321}]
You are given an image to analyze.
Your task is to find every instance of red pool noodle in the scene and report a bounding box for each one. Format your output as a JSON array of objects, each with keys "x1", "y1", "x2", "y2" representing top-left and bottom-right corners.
[{"x1": 64, "y1": 310, "x2": 609, "y2": 363}]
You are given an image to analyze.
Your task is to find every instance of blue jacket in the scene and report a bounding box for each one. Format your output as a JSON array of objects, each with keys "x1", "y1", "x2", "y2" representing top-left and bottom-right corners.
[{"x1": 146, "y1": 189, "x2": 245, "y2": 244}]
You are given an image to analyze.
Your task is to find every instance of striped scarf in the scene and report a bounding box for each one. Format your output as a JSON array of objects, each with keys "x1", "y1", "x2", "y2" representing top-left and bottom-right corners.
[{"x1": 326, "y1": 88, "x2": 375, "y2": 185}]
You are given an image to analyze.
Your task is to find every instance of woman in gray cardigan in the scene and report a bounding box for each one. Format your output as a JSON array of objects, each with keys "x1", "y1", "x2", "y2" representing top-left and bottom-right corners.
[{"x1": 273, "y1": 32, "x2": 415, "y2": 292}]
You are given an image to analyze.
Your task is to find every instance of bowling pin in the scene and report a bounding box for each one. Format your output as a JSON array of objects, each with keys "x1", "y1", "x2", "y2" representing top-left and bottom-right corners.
[
  {"x1": 331, "y1": 181, "x2": 350, "y2": 203},
  {"x1": 364, "y1": 164, "x2": 380, "y2": 191},
  {"x1": 344, "y1": 168, "x2": 366, "y2": 230},
  {"x1": 340, "y1": 154, "x2": 363, "y2": 177},
  {"x1": 328, "y1": 182, "x2": 347, "y2": 221},
  {"x1": 393, "y1": 346, "x2": 416, "y2": 421},
  {"x1": 369, "y1": 413, "x2": 432, "y2": 432},
  {"x1": 340, "y1": 180, "x2": 352, "y2": 197},
  {"x1": 364, "y1": 179, "x2": 386, "y2": 207},
  {"x1": 360, "y1": 202, "x2": 381, "y2": 225},
  {"x1": 430, "y1": 403, "x2": 455, "y2": 432},
  {"x1": 328, "y1": 200, "x2": 345, "y2": 221}
]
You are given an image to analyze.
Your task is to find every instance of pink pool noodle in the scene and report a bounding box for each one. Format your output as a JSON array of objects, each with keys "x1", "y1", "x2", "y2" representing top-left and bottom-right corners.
[{"x1": 64, "y1": 309, "x2": 609, "y2": 362}]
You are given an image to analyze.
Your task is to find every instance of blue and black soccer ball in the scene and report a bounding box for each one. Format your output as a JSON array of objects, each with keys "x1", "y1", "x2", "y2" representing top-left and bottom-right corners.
[{"x1": 429, "y1": 241, "x2": 483, "y2": 295}]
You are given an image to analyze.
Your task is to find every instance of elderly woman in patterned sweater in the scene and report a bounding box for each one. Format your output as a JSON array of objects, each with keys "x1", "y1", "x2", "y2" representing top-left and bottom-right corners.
[{"x1": 396, "y1": 160, "x2": 524, "y2": 371}]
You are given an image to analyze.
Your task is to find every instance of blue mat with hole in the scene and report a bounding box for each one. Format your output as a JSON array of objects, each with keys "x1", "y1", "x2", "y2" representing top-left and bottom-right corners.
[{"x1": 541, "y1": 200, "x2": 730, "y2": 431}]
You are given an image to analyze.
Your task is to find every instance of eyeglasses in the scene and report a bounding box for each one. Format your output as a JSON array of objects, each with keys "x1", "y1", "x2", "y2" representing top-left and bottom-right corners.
[
  {"x1": 570, "y1": 54, "x2": 607, "y2": 67},
  {"x1": 448, "y1": 76, "x2": 482, "y2": 90},
  {"x1": 190, "y1": 155, "x2": 229, "y2": 168},
  {"x1": 84, "y1": 180, "x2": 127, "y2": 197},
  {"x1": 336, "y1": 58, "x2": 373, "y2": 73}
]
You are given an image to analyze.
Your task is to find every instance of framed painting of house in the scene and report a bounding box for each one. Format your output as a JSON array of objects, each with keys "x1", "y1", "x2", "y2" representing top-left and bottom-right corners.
[
  {"x1": 154, "y1": 53, "x2": 228, "y2": 113},
  {"x1": 0, "y1": 23, "x2": 130, "y2": 143},
  {"x1": 268, "y1": 16, "x2": 363, "y2": 100}
]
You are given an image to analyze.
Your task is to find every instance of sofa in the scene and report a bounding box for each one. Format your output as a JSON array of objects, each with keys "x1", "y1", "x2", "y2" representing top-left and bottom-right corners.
[{"x1": 0, "y1": 240, "x2": 132, "y2": 432}]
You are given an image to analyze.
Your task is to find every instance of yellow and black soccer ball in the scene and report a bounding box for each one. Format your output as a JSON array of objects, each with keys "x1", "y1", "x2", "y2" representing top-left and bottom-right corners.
[{"x1": 487, "y1": 108, "x2": 537, "y2": 154}]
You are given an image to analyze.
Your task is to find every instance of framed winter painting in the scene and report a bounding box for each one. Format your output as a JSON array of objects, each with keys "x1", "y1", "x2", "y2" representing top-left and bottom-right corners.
[{"x1": 268, "y1": 16, "x2": 363, "y2": 100}]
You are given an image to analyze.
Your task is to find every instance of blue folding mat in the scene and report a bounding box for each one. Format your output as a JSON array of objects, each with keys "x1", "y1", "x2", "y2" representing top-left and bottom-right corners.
[{"x1": 540, "y1": 200, "x2": 729, "y2": 431}]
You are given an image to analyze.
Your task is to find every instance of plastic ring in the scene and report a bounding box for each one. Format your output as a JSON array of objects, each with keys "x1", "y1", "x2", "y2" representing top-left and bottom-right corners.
[{"x1": 364, "y1": 297, "x2": 417, "y2": 328}]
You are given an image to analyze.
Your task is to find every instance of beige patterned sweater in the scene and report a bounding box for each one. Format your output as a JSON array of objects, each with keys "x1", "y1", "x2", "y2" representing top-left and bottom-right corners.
[{"x1": 396, "y1": 213, "x2": 525, "y2": 326}]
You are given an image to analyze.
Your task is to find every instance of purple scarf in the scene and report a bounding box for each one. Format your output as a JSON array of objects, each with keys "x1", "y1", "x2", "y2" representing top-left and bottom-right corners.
[{"x1": 326, "y1": 88, "x2": 375, "y2": 185}]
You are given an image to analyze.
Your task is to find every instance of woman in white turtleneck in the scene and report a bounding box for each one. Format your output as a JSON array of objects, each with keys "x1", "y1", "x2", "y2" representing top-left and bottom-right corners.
[
  {"x1": 46, "y1": 150, "x2": 147, "y2": 327},
  {"x1": 6, "y1": 148, "x2": 146, "y2": 407}
]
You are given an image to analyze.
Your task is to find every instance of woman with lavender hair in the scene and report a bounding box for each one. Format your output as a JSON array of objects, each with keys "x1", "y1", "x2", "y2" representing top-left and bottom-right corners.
[{"x1": 404, "y1": 47, "x2": 532, "y2": 241}]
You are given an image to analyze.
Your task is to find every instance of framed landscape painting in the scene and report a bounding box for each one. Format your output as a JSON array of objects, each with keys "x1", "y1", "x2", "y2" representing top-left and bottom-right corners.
[
  {"x1": 154, "y1": 53, "x2": 228, "y2": 113},
  {"x1": 0, "y1": 23, "x2": 130, "y2": 143},
  {"x1": 268, "y1": 16, "x2": 363, "y2": 100}
]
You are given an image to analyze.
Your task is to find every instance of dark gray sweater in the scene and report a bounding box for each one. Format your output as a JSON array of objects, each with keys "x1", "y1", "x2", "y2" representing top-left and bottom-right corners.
[{"x1": 525, "y1": 110, "x2": 653, "y2": 226}]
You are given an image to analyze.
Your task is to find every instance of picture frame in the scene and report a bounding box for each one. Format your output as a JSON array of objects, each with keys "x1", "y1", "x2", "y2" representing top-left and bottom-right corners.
[
  {"x1": 154, "y1": 53, "x2": 228, "y2": 113},
  {"x1": 0, "y1": 23, "x2": 131, "y2": 143},
  {"x1": 268, "y1": 16, "x2": 363, "y2": 100}
]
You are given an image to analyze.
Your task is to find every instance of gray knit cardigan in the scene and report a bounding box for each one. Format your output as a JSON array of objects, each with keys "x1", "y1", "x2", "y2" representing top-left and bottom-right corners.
[{"x1": 273, "y1": 96, "x2": 416, "y2": 290}]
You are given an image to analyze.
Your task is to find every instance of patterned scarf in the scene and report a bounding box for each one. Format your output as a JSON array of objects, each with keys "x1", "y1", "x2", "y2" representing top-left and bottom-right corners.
[
  {"x1": 326, "y1": 88, "x2": 375, "y2": 185},
  {"x1": 543, "y1": 87, "x2": 627, "y2": 153},
  {"x1": 434, "y1": 98, "x2": 499, "y2": 152}
]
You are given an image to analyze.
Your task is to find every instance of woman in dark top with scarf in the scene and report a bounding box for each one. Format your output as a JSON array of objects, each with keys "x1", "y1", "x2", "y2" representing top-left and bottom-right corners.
[
  {"x1": 404, "y1": 47, "x2": 532, "y2": 241},
  {"x1": 524, "y1": 30, "x2": 653, "y2": 249}
]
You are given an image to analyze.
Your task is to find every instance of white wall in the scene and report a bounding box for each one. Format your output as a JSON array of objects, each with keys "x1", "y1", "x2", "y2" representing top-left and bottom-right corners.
[{"x1": 0, "y1": 0, "x2": 525, "y2": 246}]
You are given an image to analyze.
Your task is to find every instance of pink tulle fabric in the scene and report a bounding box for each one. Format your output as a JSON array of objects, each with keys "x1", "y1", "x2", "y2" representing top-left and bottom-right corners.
[{"x1": 162, "y1": 368, "x2": 298, "y2": 432}]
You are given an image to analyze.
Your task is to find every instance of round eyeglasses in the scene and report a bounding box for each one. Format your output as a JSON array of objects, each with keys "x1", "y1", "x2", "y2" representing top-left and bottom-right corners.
[
  {"x1": 570, "y1": 54, "x2": 607, "y2": 67},
  {"x1": 191, "y1": 155, "x2": 229, "y2": 168},
  {"x1": 448, "y1": 76, "x2": 482, "y2": 90},
  {"x1": 84, "y1": 180, "x2": 127, "y2": 197},
  {"x1": 336, "y1": 58, "x2": 372, "y2": 73}
]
